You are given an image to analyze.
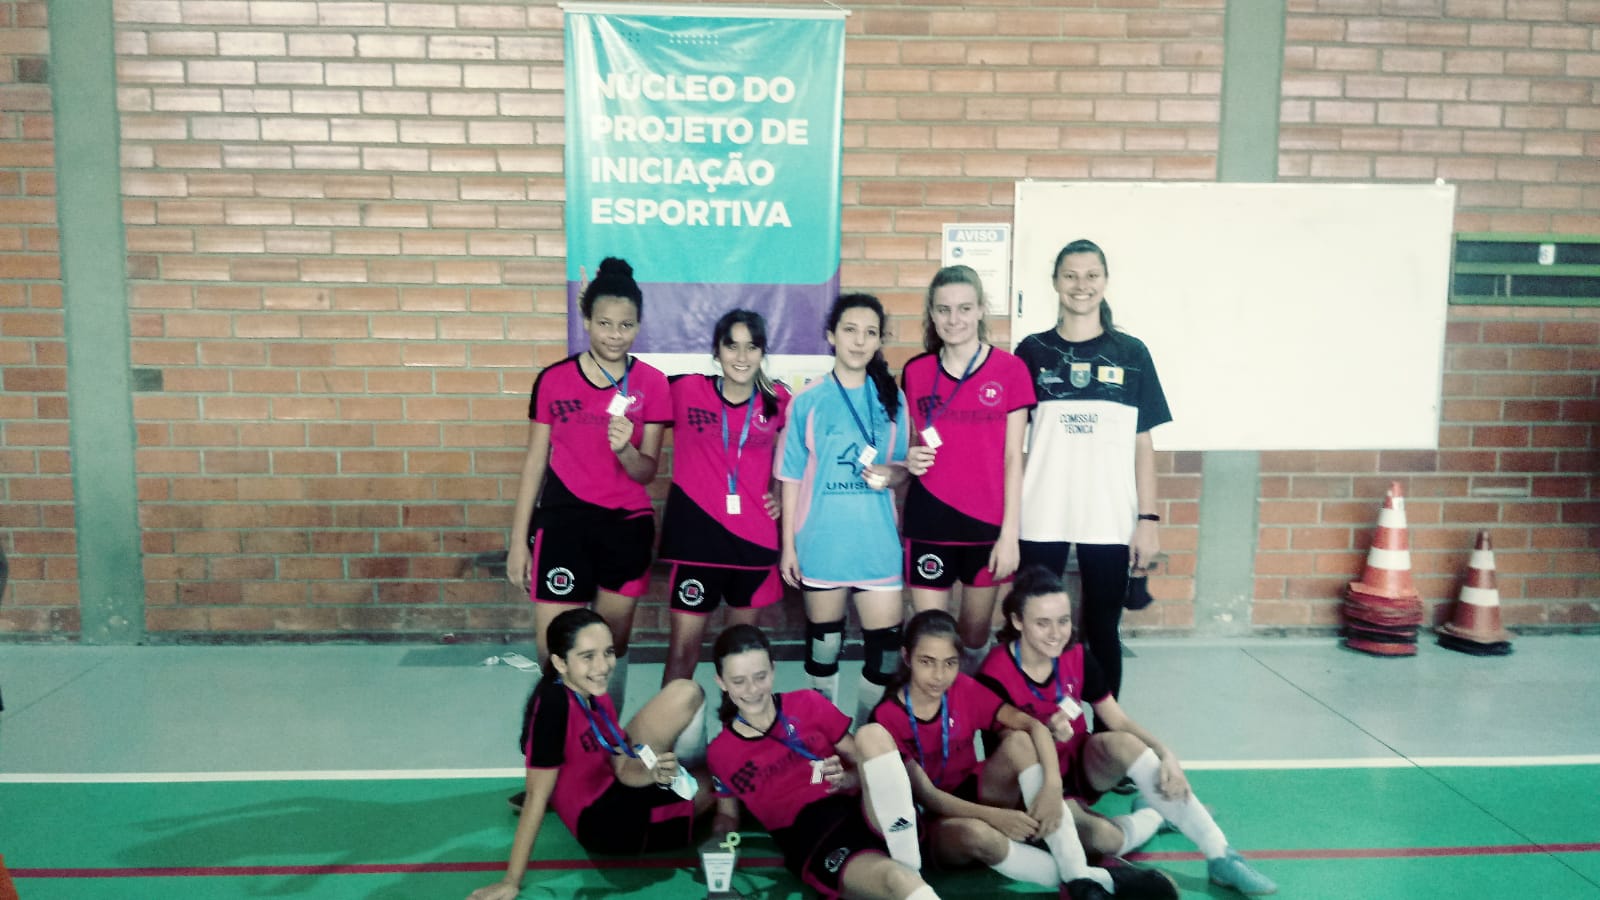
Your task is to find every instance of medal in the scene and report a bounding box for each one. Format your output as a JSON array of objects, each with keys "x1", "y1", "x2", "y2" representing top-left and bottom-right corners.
[{"x1": 592, "y1": 352, "x2": 633, "y2": 416}]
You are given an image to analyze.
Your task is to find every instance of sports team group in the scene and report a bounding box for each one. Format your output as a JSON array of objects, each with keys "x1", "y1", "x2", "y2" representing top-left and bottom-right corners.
[{"x1": 466, "y1": 242, "x2": 1277, "y2": 900}]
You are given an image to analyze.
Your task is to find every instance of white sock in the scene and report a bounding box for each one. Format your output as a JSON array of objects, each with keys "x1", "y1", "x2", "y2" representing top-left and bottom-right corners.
[
  {"x1": 1017, "y1": 763, "x2": 1112, "y2": 890},
  {"x1": 606, "y1": 654, "x2": 629, "y2": 717},
  {"x1": 1125, "y1": 749, "x2": 1227, "y2": 859},
  {"x1": 861, "y1": 752, "x2": 922, "y2": 870},
  {"x1": 990, "y1": 840, "x2": 1058, "y2": 888},
  {"x1": 673, "y1": 699, "x2": 707, "y2": 769},
  {"x1": 854, "y1": 674, "x2": 886, "y2": 728},
  {"x1": 1112, "y1": 807, "x2": 1165, "y2": 856},
  {"x1": 808, "y1": 671, "x2": 840, "y2": 704},
  {"x1": 904, "y1": 886, "x2": 940, "y2": 900}
]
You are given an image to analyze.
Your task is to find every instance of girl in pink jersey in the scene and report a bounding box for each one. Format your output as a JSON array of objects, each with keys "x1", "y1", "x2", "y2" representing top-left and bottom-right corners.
[
  {"x1": 900, "y1": 266, "x2": 1036, "y2": 671},
  {"x1": 506, "y1": 257, "x2": 671, "y2": 707},
  {"x1": 975, "y1": 568, "x2": 1277, "y2": 896},
  {"x1": 467, "y1": 608, "x2": 716, "y2": 900},
  {"x1": 707, "y1": 624, "x2": 939, "y2": 900},
  {"x1": 872, "y1": 610, "x2": 1175, "y2": 900},
  {"x1": 659, "y1": 310, "x2": 792, "y2": 686}
]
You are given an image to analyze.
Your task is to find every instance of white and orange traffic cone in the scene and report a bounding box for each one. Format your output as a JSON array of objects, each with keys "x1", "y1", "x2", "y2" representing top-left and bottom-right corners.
[
  {"x1": 0, "y1": 853, "x2": 19, "y2": 900},
  {"x1": 1348, "y1": 481, "x2": 1420, "y2": 603},
  {"x1": 1344, "y1": 481, "x2": 1423, "y2": 657},
  {"x1": 1438, "y1": 530, "x2": 1513, "y2": 656}
]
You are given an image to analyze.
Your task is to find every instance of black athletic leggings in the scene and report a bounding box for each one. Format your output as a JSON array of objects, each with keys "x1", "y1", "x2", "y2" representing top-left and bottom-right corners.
[{"x1": 1017, "y1": 541, "x2": 1131, "y2": 703}]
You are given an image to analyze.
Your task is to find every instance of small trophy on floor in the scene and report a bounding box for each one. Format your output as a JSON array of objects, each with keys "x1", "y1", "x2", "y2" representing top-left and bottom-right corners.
[{"x1": 700, "y1": 831, "x2": 742, "y2": 898}]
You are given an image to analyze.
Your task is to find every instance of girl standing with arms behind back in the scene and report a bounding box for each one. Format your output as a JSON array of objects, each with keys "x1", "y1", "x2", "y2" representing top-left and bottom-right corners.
[
  {"x1": 900, "y1": 266, "x2": 1035, "y2": 670},
  {"x1": 505, "y1": 257, "x2": 671, "y2": 709},
  {"x1": 659, "y1": 309, "x2": 792, "y2": 686},
  {"x1": 780, "y1": 294, "x2": 919, "y2": 726},
  {"x1": 1014, "y1": 240, "x2": 1171, "y2": 702}
]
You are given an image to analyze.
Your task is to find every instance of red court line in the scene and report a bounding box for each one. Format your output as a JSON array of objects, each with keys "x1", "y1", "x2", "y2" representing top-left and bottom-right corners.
[{"x1": 14, "y1": 844, "x2": 1600, "y2": 879}]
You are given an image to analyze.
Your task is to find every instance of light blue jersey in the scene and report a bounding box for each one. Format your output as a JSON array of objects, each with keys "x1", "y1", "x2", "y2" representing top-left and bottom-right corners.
[{"x1": 779, "y1": 375, "x2": 909, "y2": 589}]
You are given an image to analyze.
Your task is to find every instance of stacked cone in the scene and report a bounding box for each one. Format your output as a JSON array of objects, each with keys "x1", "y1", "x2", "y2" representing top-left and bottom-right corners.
[
  {"x1": 1343, "y1": 482, "x2": 1424, "y2": 657},
  {"x1": 1437, "y1": 530, "x2": 1513, "y2": 656},
  {"x1": 0, "y1": 853, "x2": 18, "y2": 900}
]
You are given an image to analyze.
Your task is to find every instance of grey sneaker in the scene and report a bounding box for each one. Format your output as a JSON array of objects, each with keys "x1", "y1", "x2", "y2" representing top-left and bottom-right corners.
[{"x1": 1208, "y1": 848, "x2": 1277, "y2": 895}]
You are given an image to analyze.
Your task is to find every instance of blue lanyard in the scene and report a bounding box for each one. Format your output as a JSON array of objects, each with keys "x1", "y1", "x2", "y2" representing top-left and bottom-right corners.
[
  {"x1": 902, "y1": 689, "x2": 950, "y2": 772},
  {"x1": 925, "y1": 345, "x2": 982, "y2": 428},
  {"x1": 573, "y1": 690, "x2": 635, "y2": 758},
  {"x1": 1010, "y1": 641, "x2": 1065, "y2": 706},
  {"x1": 718, "y1": 378, "x2": 754, "y2": 495},
  {"x1": 590, "y1": 352, "x2": 631, "y2": 400},
  {"x1": 738, "y1": 710, "x2": 824, "y2": 763},
  {"x1": 831, "y1": 372, "x2": 876, "y2": 450}
]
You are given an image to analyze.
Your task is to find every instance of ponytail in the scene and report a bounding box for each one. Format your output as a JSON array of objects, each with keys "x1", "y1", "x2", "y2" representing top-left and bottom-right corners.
[
  {"x1": 753, "y1": 368, "x2": 780, "y2": 420},
  {"x1": 866, "y1": 352, "x2": 900, "y2": 421}
]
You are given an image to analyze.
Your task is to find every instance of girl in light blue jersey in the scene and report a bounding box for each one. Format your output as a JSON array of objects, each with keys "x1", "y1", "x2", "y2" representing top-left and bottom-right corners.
[{"x1": 779, "y1": 294, "x2": 924, "y2": 726}]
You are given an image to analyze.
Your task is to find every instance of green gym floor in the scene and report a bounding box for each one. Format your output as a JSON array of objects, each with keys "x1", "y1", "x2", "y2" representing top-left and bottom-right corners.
[{"x1": 3, "y1": 636, "x2": 1598, "y2": 899}]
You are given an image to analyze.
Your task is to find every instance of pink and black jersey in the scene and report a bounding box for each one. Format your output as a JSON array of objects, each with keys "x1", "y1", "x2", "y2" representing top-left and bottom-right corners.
[
  {"x1": 870, "y1": 673, "x2": 1004, "y2": 793},
  {"x1": 708, "y1": 690, "x2": 852, "y2": 832},
  {"x1": 974, "y1": 642, "x2": 1109, "y2": 781},
  {"x1": 659, "y1": 375, "x2": 792, "y2": 567},
  {"x1": 901, "y1": 347, "x2": 1036, "y2": 543},
  {"x1": 528, "y1": 355, "x2": 671, "y2": 512},
  {"x1": 522, "y1": 677, "x2": 627, "y2": 834}
]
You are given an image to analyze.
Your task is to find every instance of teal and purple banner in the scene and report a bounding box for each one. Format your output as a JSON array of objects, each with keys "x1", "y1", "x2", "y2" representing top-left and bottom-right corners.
[{"x1": 563, "y1": 5, "x2": 845, "y2": 356}]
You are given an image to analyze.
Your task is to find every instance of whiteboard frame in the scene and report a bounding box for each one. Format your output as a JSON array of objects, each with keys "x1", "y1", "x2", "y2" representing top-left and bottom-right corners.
[{"x1": 1010, "y1": 181, "x2": 1457, "y2": 452}]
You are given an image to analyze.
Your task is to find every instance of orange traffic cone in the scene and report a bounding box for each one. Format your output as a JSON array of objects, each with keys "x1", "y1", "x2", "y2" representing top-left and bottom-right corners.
[
  {"x1": 0, "y1": 853, "x2": 20, "y2": 900},
  {"x1": 1348, "y1": 482, "x2": 1419, "y2": 602},
  {"x1": 1438, "y1": 530, "x2": 1513, "y2": 656},
  {"x1": 1343, "y1": 481, "x2": 1423, "y2": 658}
]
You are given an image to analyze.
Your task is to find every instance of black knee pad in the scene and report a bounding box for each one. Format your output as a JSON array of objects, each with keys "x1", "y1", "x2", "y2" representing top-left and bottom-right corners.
[
  {"x1": 804, "y1": 619, "x2": 845, "y2": 677},
  {"x1": 861, "y1": 625, "x2": 903, "y2": 686}
]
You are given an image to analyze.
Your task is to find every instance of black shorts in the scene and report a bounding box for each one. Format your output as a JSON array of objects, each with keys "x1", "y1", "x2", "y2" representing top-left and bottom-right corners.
[
  {"x1": 904, "y1": 540, "x2": 1005, "y2": 590},
  {"x1": 573, "y1": 779, "x2": 698, "y2": 855},
  {"x1": 665, "y1": 562, "x2": 781, "y2": 614},
  {"x1": 770, "y1": 793, "x2": 888, "y2": 899},
  {"x1": 1059, "y1": 736, "x2": 1104, "y2": 806},
  {"x1": 529, "y1": 505, "x2": 654, "y2": 603}
]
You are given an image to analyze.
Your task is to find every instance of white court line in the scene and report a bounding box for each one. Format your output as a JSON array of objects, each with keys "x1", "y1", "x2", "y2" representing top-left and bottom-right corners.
[
  {"x1": 0, "y1": 768, "x2": 527, "y2": 784},
  {"x1": 3, "y1": 755, "x2": 1599, "y2": 783}
]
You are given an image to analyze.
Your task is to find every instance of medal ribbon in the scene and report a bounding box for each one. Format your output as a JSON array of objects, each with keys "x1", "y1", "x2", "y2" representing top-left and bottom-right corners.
[
  {"x1": 902, "y1": 689, "x2": 950, "y2": 773},
  {"x1": 1010, "y1": 641, "x2": 1065, "y2": 706},
  {"x1": 738, "y1": 711, "x2": 824, "y2": 763},
  {"x1": 924, "y1": 345, "x2": 982, "y2": 429},
  {"x1": 831, "y1": 372, "x2": 877, "y2": 454},
  {"x1": 574, "y1": 691, "x2": 636, "y2": 758},
  {"x1": 590, "y1": 352, "x2": 632, "y2": 402},
  {"x1": 718, "y1": 377, "x2": 755, "y2": 497}
]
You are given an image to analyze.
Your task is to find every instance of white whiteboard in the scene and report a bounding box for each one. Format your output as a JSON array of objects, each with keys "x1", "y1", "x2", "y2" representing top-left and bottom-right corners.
[{"x1": 1010, "y1": 182, "x2": 1456, "y2": 451}]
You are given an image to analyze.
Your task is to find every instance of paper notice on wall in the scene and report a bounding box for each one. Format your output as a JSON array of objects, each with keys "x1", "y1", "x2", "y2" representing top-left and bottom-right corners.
[{"x1": 941, "y1": 223, "x2": 1012, "y2": 316}]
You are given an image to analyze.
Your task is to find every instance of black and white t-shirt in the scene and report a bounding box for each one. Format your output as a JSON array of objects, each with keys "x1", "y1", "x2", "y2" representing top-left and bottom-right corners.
[{"x1": 1015, "y1": 328, "x2": 1171, "y2": 545}]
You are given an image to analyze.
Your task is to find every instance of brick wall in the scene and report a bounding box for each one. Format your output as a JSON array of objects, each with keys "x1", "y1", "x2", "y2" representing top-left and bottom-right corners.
[
  {"x1": 0, "y1": 0, "x2": 1593, "y2": 643},
  {"x1": 1260, "y1": 0, "x2": 1600, "y2": 630},
  {"x1": 0, "y1": 0, "x2": 75, "y2": 635}
]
